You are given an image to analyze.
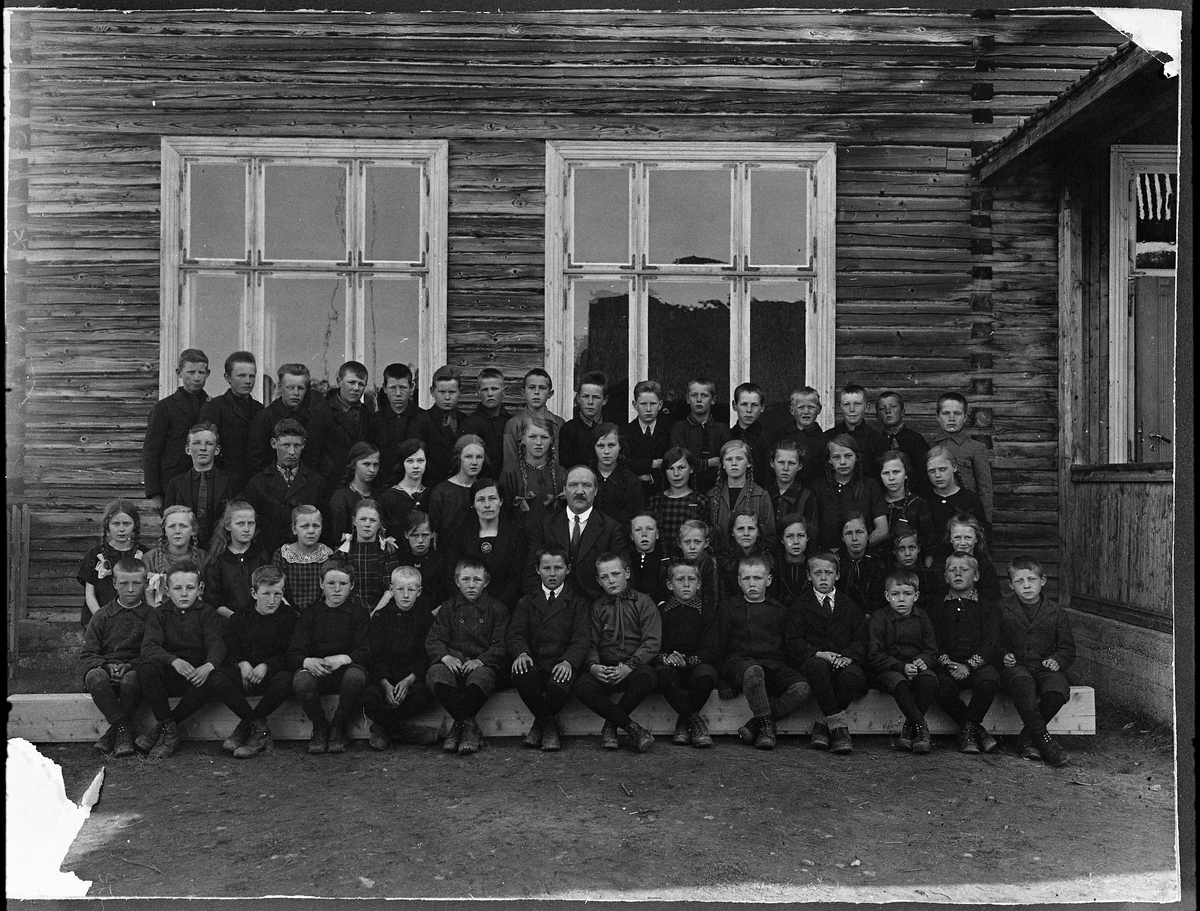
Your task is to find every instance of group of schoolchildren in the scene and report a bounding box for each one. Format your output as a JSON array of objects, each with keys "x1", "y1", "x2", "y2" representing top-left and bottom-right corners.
[{"x1": 77, "y1": 347, "x2": 1076, "y2": 767}]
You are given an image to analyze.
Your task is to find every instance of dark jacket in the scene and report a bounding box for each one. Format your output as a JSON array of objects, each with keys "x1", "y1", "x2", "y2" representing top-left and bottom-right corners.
[
  {"x1": 240, "y1": 463, "x2": 329, "y2": 556},
  {"x1": 926, "y1": 592, "x2": 1001, "y2": 666},
  {"x1": 410, "y1": 407, "x2": 470, "y2": 488},
  {"x1": 880, "y1": 425, "x2": 932, "y2": 496},
  {"x1": 669, "y1": 415, "x2": 731, "y2": 494},
  {"x1": 882, "y1": 492, "x2": 936, "y2": 554},
  {"x1": 444, "y1": 515, "x2": 529, "y2": 610},
  {"x1": 199, "y1": 389, "x2": 264, "y2": 486},
  {"x1": 425, "y1": 591, "x2": 509, "y2": 670},
  {"x1": 507, "y1": 586, "x2": 591, "y2": 674},
  {"x1": 367, "y1": 396, "x2": 424, "y2": 485},
  {"x1": 140, "y1": 601, "x2": 226, "y2": 669},
  {"x1": 811, "y1": 474, "x2": 888, "y2": 551},
  {"x1": 929, "y1": 487, "x2": 992, "y2": 547},
  {"x1": 202, "y1": 542, "x2": 269, "y2": 616},
  {"x1": 718, "y1": 595, "x2": 794, "y2": 670},
  {"x1": 629, "y1": 545, "x2": 671, "y2": 606},
  {"x1": 460, "y1": 406, "x2": 512, "y2": 479},
  {"x1": 729, "y1": 420, "x2": 773, "y2": 489},
  {"x1": 657, "y1": 597, "x2": 719, "y2": 667},
  {"x1": 79, "y1": 598, "x2": 152, "y2": 676},
  {"x1": 867, "y1": 607, "x2": 938, "y2": 677},
  {"x1": 303, "y1": 389, "x2": 369, "y2": 481},
  {"x1": 368, "y1": 597, "x2": 436, "y2": 683},
  {"x1": 836, "y1": 548, "x2": 888, "y2": 615},
  {"x1": 287, "y1": 598, "x2": 371, "y2": 668},
  {"x1": 398, "y1": 549, "x2": 453, "y2": 610},
  {"x1": 708, "y1": 481, "x2": 777, "y2": 557},
  {"x1": 558, "y1": 417, "x2": 604, "y2": 471},
  {"x1": 769, "y1": 423, "x2": 827, "y2": 489},
  {"x1": 927, "y1": 551, "x2": 1003, "y2": 604},
  {"x1": 824, "y1": 421, "x2": 889, "y2": 475},
  {"x1": 998, "y1": 595, "x2": 1076, "y2": 672},
  {"x1": 787, "y1": 588, "x2": 869, "y2": 666},
  {"x1": 224, "y1": 604, "x2": 299, "y2": 676},
  {"x1": 163, "y1": 467, "x2": 238, "y2": 548},
  {"x1": 143, "y1": 387, "x2": 209, "y2": 497},
  {"x1": 770, "y1": 483, "x2": 818, "y2": 530},
  {"x1": 247, "y1": 398, "x2": 308, "y2": 478},
  {"x1": 622, "y1": 417, "x2": 673, "y2": 496},
  {"x1": 594, "y1": 464, "x2": 646, "y2": 531},
  {"x1": 586, "y1": 589, "x2": 661, "y2": 668},
  {"x1": 526, "y1": 507, "x2": 630, "y2": 605}
]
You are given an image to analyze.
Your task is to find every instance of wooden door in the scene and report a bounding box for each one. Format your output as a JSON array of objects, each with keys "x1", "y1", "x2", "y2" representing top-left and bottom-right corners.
[{"x1": 1133, "y1": 276, "x2": 1175, "y2": 463}]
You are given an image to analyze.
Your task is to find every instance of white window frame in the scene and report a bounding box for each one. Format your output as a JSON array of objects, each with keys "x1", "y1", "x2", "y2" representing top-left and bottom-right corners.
[
  {"x1": 1107, "y1": 144, "x2": 1177, "y2": 463},
  {"x1": 160, "y1": 137, "x2": 447, "y2": 402},
  {"x1": 545, "y1": 141, "x2": 836, "y2": 423}
]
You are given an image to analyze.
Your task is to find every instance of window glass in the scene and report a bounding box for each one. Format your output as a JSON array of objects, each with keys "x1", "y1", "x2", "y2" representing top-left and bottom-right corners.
[
  {"x1": 362, "y1": 276, "x2": 422, "y2": 386},
  {"x1": 364, "y1": 165, "x2": 422, "y2": 264},
  {"x1": 572, "y1": 167, "x2": 630, "y2": 264},
  {"x1": 648, "y1": 169, "x2": 732, "y2": 266},
  {"x1": 647, "y1": 280, "x2": 732, "y2": 421},
  {"x1": 572, "y1": 278, "x2": 630, "y2": 408},
  {"x1": 262, "y1": 275, "x2": 348, "y2": 386},
  {"x1": 187, "y1": 163, "x2": 247, "y2": 261},
  {"x1": 264, "y1": 164, "x2": 348, "y2": 262},
  {"x1": 750, "y1": 279, "x2": 809, "y2": 410},
  {"x1": 183, "y1": 272, "x2": 245, "y2": 368},
  {"x1": 750, "y1": 169, "x2": 810, "y2": 267}
]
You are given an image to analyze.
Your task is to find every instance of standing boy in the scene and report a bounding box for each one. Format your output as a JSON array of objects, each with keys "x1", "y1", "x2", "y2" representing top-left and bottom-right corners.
[
  {"x1": 411, "y1": 365, "x2": 470, "y2": 487},
  {"x1": 241, "y1": 418, "x2": 328, "y2": 556},
  {"x1": 719, "y1": 554, "x2": 812, "y2": 750},
  {"x1": 729, "y1": 382, "x2": 772, "y2": 485},
  {"x1": 503, "y1": 368, "x2": 564, "y2": 471},
  {"x1": 304, "y1": 360, "x2": 370, "y2": 482},
  {"x1": 288, "y1": 558, "x2": 371, "y2": 754},
  {"x1": 875, "y1": 391, "x2": 931, "y2": 496},
  {"x1": 460, "y1": 367, "x2": 512, "y2": 476},
  {"x1": 368, "y1": 363, "x2": 423, "y2": 484},
  {"x1": 573, "y1": 553, "x2": 661, "y2": 752},
  {"x1": 929, "y1": 392, "x2": 994, "y2": 522},
  {"x1": 163, "y1": 422, "x2": 237, "y2": 548},
  {"x1": 770, "y1": 386, "x2": 827, "y2": 489},
  {"x1": 144, "y1": 348, "x2": 211, "y2": 511},
  {"x1": 825, "y1": 384, "x2": 888, "y2": 472},
  {"x1": 248, "y1": 363, "x2": 310, "y2": 477},
  {"x1": 669, "y1": 376, "x2": 731, "y2": 494},
  {"x1": 79, "y1": 557, "x2": 152, "y2": 757},
  {"x1": 558, "y1": 371, "x2": 608, "y2": 469},
  {"x1": 623, "y1": 380, "x2": 673, "y2": 497},
  {"x1": 198, "y1": 351, "x2": 264, "y2": 489}
]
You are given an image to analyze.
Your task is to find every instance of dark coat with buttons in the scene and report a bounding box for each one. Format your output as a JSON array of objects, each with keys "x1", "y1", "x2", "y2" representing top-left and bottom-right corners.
[
  {"x1": 926, "y1": 592, "x2": 1001, "y2": 665},
  {"x1": 287, "y1": 598, "x2": 371, "y2": 668},
  {"x1": 998, "y1": 594, "x2": 1075, "y2": 672},
  {"x1": 787, "y1": 588, "x2": 868, "y2": 666},
  {"x1": 368, "y1": 597, "x2": 436, "y2": 684},
  {"x1": 140, "y1": 601, "x2": 226, "y2": 669},
  {"x1": 143, "y1": 387, "x2": 210, "y2": 498},
  {"x1": 507, "y1": 587, "x2": 591, "y2": 674},
  {"x1": 866, "y1": 607, "x2": 938, "y2": 677},
  {"x1": 199, "y1": 389, "x2": 264, "y2": 487},
  {"x1": 224, "y1": 604, "x2": 298, "y2": 676},
  {"x1": 425, "y1": 591, "x2": 509, "y2": 671},
  {"x1": 718, "y1": 595, "x2": 794, "y2": 671}
]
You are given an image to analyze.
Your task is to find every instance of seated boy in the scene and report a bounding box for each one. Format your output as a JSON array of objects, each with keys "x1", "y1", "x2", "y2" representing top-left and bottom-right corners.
[
  {"x1": 135, "y1": 560, "x2": 226, "y2": 759},
  {"x1": 867, "y1": 569, "x2": 939, "y2": 754},
  {"x1": 718, "y1": 554, "x2": 812, "y2": 750},
  {"x1": 208, "y1": 565, "x2": 298, "y2": 759},
  {"x1": 362, "y1": 566, "x2": 438, "y2": 750},
  {"x1": 656, "y1": 560, "x2": 720, "y2": 749},
  {"x1": 242, "y1": 418, "x2": 329, "y2": 556},
  {"x1": 287, "y1": 558, "x2": 371, "y2": 754},
  {"x1": 144, "y1": 348, "x2": 210, "y2": 512},
  {"x1": 788, "y1": 552, "x2": 868, "y2": 754},
  {"x1": 163, "y1": 422, "x2": 237, "y2": 549},
  {"x1": 79, "y1": 557, "x2": 152, "y2": 757},
  {"x1": 573, "y1": 552, "x2": 661, "y2": 752},
  {"x1": 425, "y1": 558, "x2": 510, "y2": 755},
  {"x1": 928, "y1": 554, "x2": 1003, "y2": 755},
  {"x1": 198, "y1": 350, "x2": 264, "y2": 490},
  {"x1": 304, "y1": 360, "x2": 370, "y2": 483},
  {"x1": 999, "y1": 556, "x2": 1074, "y2": 767},
  {"x1": 558, "y1": 371, "x2": 609, "y2": 470},
  {"x1": 508, "y1": 547, "x2": 590, "y2": 751}
]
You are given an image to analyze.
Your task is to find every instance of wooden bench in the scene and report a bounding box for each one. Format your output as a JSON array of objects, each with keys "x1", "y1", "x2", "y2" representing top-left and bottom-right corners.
[{"x1": 7, "y1": 687, "x2": 1095, "y2": 743}]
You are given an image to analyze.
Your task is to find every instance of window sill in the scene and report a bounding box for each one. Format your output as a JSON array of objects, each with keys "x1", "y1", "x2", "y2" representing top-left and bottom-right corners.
[{"x1": 1070, "y1": 463, "x2": 1174, "y2": 484}]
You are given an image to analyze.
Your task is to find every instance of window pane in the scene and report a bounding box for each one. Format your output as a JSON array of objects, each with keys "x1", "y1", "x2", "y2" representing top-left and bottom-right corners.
[
  {"x1": 365, "y1": 165, "x2": 422, "y2": 263},
  {"x1": 648, "y1": 169, "x2": 732, "y2": 266},
  {"x1": 264, "y1": 164, "x2": 348, "y2": 262},
  {"x1": 187, "y1": 163, "x2": 247, "y2": 260},
  {"x1": 362, "y1": 276, "x2": 421, "y2": 387},
  {"x1": 573, "y1": 167, "x2": 630, "y2": 264},
  {"x1": 572, "y1": 278, "x2": 630, "y2": 412},
  {"x1": 184, "y1": 272, "x2": 246, "y2": 373},
  {"x1": 647, "y1": 280, "x2": 731, "y2": 422},
  {"x1": 750, "y1": 169, "x2": 811, "y2": 267},
  {"x1": 1134, "y1": 172, "x2": 1177, "y2": 271},
  {"x1": 750, "y1": 279, "x2": 808, "y2": 412},
  {"x1": 262, "y1": 275, "x2": 348, "y2": 387}
]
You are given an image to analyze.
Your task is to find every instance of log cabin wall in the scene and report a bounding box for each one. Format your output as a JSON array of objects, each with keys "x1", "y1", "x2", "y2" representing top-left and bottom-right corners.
[{"x1": 6, "y1": 9, "x2": 1126, "y2": 631}]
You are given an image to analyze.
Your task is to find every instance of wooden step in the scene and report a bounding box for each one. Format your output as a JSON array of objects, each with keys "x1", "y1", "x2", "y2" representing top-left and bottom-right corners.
[{"x1": 7, "y1": 687, "x2": 1095, "y2": 743}]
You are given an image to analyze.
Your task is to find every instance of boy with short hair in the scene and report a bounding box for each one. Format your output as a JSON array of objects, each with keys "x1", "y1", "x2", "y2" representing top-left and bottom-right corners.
[
  {"x1": 288, "y1": 558, "x2": 371, "y2": 754},
  {"x1": 304, "y1": 360, "x2": 370, "y2": 482},
  {"x1": 272, "y1": 505, "x2": 335, "y2": 610},
  {"x1": 628, "y1": 511, "x2": 671, "y2": 605},
  {"x1": 248, "y1": 363, "x2": 311, "y2": 477},
  {"x1": 503, "y1": 368, "x2": 564, "y2": 471},
  {"x1": 656, "y1": 560, "x2": 720, "y2": 748},
  {"x1": 559, "y1": 370, "x2": 609, "y2": 469},
  {"x1": 623, "y1": 379, "x2": 674, "y2": 497},
  {"x1": 928, "y1": 553, "x2": 1003, "y2": 755},
  {"x1": 411, "y1": 365, "x2": 470, "y2": 487},
  {"x1": 368, "y1": 363, "x2": 424, "y2": 484},
  {"x1": 79, "y1": 557, "x2": 152, "y2": 757},
  {"x1": 788, "y1": 551, "x2": 869, "y2": 754},
  {"x1": 729, "y1": 382, "x2": 772, "y2": 484},
  {"x1": 770, "y1": 386, "x2": 827, "y2": 488},
  {"x1": 868, "y1": 569, "x2": 939, "y2": 754},
  {"x1": 208, "y1": 564, "x2": 299, "y2": 758},
  {"x1": 999, "y1": 556, "x2": 1075, "y2": 767},
  {"x1": 198, "y1": 351, "x2": 264, "y2": 490},
  {"x1": 929, "y1": 392, "x2": 993, "y2": 522},
  {"x1": 669, "y1": 376, "x2": 731, "y2": 494},
  {"x1": 242, "y1": 419, "x2": 329, "y2": 556},
  {"x1": 825, "y1": 384, "x2": 888, "y2": 472},
  {"x1": 875, "y1": 390, "x2": 931, "y2": 495},
  {"x1": 425, "y1": 558, "x2": 510, "y2": 755},
  {"x1": 136, "y1": 560, "x2": 225, "y2": 759},
  {"x1": 362, "y1": 565, "x2": 438, "y2": 750},
  {"x1": 573, "y1": 552, "x2": 661, "y2": 752},
  {"x1": 719, "y1": 554, "x2": 812, "y2": 750},
  {"x1": 144, "y1": 349, "x2": 211, "y2": 511},
  {"x1": 163, "y1": 422, "x2": 237, "y2": 548},
  {"x1": 460, "y1": 367, "x2": 513, "y2": 475},
  {"x1": 508, "y1": 547, "x2": 590, "y2": 751}
]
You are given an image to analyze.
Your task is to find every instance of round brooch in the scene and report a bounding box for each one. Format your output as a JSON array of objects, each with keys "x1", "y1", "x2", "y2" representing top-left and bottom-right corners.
[{"x1": 480, "y1": 541, "x2": 493, "y2": 554}]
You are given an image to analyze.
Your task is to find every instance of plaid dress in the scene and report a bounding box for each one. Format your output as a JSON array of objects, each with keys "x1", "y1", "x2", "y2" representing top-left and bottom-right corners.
[
  {"x1": 273, "y1": 543, "x2": 334, "y2": 610},
  {"x1": 646, "y1": 491, "x2": 711, "y2": 552},
  {"x1": 339, "y1": 538, "x2": 401, "y2": 613}
]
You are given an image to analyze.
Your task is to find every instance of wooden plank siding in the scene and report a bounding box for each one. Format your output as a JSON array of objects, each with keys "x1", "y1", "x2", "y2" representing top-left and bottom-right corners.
[{"x1": 6, "y1": 9, "x2": 1126, "y2": 626}]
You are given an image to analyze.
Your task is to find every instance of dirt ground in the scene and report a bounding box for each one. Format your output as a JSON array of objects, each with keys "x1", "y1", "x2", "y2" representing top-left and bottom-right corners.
[{"x1": 20, "y1": 701, "x2": 1178, "y2": 903}]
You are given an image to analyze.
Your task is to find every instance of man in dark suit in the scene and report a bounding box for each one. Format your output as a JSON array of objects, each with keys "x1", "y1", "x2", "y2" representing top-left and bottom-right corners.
[
  {"x1": 143, "y1": 348, "x2": 211, "y2": 511},
  {"x1": 622, "y1": 379, "x2": 674, "y2": 499},
  {"x1": 241, "y1": 418, "x2": 329, "y2": 556},
  {"x1": 526, "y1": 466, "x2": 630, "y2": 605}
]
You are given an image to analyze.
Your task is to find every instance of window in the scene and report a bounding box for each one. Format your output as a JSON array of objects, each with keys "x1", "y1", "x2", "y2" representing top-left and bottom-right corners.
[
  {"x1": 1108, "y1": 146, "x2": 1177, "y2": 464},
  {"x1": 545, "y1": 142, "x2": 836, "y2": 421},
  {"x1": 160, "y1": 138, "x2": 447, "y2": 400}
]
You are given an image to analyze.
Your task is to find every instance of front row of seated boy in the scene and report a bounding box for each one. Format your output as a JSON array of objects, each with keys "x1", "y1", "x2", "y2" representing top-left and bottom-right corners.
[{"x1": 80, "y1": 545, "x2": 1074, "y2": 767}]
